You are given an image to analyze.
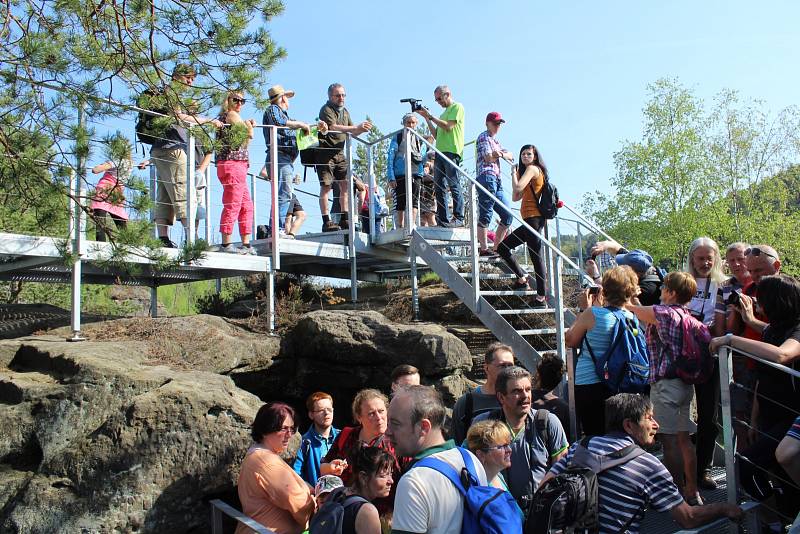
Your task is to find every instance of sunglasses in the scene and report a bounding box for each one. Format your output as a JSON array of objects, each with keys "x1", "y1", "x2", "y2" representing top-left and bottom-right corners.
[
  {"x1": 481, "y1": 443, "x2": 511, "y2": 452},
  {"x1": 744, "y1": 247, "x2": 777, "y2": 261},
  {"x1": 231, "y1": 97, "x2": 246, "y2": 104}
]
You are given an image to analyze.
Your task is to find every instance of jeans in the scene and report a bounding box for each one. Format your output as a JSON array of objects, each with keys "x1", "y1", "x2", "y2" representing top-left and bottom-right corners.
[
  {"x1": 434, "y1": 152, "x2": 464, "y2": 224},
  {"x1": 476, "y1": 173, "x2": 513, "y2": 227},
  {"x1": 266, "y1": 160, "x2": 294, "y2": 230}
]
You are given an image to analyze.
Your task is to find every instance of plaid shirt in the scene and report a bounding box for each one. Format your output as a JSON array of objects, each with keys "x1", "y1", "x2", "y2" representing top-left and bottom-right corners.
[
  {"x1": 647, "y1": 305, "x2": 686, "y2": 382},
  {"x1": 476, "y1": 130, "x2": 504, "y2": 178},
  {"x1": 647, "y1": 304, "x2": 712, "y2": 382}
]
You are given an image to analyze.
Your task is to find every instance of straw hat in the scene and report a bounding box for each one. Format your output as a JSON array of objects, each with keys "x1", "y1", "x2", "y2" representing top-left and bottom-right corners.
[{"x1": 268, "y1": 84, "x2": 296, "y2": 102}]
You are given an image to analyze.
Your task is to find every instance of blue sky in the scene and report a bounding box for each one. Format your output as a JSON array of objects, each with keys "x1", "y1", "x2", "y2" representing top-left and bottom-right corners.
[{"x1": 89, "y1": 1, "x2": 800, "y2": 240}]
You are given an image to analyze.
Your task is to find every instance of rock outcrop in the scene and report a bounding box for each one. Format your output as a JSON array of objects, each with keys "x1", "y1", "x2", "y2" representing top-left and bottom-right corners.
[
  {"x1": 282, "y1": 310, "x2": 473, "y2": 408},
  {"x1": 0, "y1": 335, "x2": 263, "y2": 533},
  {"x1": 0, "y1": 310, "x2": 474, "y2": 532}
]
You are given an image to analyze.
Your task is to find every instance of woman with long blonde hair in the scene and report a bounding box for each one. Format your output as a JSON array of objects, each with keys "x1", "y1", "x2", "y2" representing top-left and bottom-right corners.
[{"x1": 216, "y1": 90, "x2": 256, "y2": 254}]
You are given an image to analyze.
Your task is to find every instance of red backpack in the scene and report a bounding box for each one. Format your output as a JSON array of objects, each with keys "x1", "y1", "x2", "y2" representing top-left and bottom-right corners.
[{"x1": 673, "y1": 308, "x2": 714, "y2": 384}]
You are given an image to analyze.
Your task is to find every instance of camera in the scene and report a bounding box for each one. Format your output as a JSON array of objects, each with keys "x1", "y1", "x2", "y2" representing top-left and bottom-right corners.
[
  {"x1": 400, "y1": 98, "x2": 425, "y2": 112},
  {"x1": 588, "y1": 286, "x2": 601, "y2": 296},
  {"x1": 725, "y1": 289, "x2": 741, "y2": 307}
]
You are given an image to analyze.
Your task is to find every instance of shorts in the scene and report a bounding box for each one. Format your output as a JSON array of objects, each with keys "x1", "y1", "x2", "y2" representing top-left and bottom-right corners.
[
  {"x1": 289, "y1": 194, "x2": 304, "y2": 215},
  {"x1": 393, "y1": 175, "x2": 421, "y2": 212},
  {"x1": 651, "y1": 377, "x2": 696, "y2": 434},
  {"x1": 152, "y1": 147, "x2": 188, "y2": 222},
  {"x1": 316, "y1": 152, "x2": 348, "y2": 187}
]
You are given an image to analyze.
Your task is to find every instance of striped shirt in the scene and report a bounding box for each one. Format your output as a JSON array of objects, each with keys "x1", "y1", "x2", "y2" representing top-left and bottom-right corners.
[
  {"x1": 548, "y1": 433, "x2": 684, "y2": 534},
  {"x1": 787, "y1": 416, "x2": 800, "y2": 441}
]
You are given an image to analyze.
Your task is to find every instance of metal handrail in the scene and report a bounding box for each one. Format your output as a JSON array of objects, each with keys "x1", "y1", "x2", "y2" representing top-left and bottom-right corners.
[
  {"x1": 717, "y1": 343, "x2": 800, "y2": 522},
  {"x1": 209, "y1": 499, "x2": 274, "y2": 534}
]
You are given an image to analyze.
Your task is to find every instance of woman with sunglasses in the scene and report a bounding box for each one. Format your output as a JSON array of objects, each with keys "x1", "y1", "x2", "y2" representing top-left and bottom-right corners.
[
  {"x1": 466, "y1": 420, "x2": 524, "y2": 518},
  {"x1": 216, "y1": 91, "x2": 257, "y2": 254},
  {"x1": 236, "y1": 402, "x2": 315, "y2": 534}
]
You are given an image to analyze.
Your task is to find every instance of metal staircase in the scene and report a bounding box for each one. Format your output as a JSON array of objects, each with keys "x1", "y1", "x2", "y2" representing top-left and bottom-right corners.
[{"x1": 409, "y1": 228, "x2": 567, "y2": 373}]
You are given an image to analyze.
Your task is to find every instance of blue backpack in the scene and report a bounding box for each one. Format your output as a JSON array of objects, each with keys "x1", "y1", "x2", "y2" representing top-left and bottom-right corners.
[
  {"x1": 584, "y1": 307, "x2": 649, "y2": 394},
  {"x1": 415, "y1": 447, "x2": 522, "y2": 534}
]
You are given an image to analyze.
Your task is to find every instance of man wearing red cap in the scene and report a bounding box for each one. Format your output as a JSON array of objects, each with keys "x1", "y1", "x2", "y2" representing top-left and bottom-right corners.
[{"x1": 475, "y1": 112, "x2": 514, "y2": 256}]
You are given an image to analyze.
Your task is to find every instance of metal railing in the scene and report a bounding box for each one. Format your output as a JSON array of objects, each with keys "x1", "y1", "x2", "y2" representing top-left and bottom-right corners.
[
  {"x1": 717, "y1": 344, "x2": 800, "y2": 532},
  {"x1": 209, "y1": 499, "x2": 274, "y2": 534}
]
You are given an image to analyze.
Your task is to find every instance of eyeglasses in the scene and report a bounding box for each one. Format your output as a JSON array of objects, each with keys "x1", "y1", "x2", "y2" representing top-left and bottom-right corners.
[
  {"x1": 314, "y1": 408, "x2": 334, "y2": 414},
  {"x1": 481, "y1": 443, "x2": 511, "y2": 452},
  {"x1": 745, "y1": 247, "x2": 778, "y2": 261},
  {"x1": 231, "y1": 97, "x2": 246, "y2": 105},
  {"x1": 276, "y1": 426, "x2": 296, "y2": 434},
  {"x1": 332, "y1": 93, "x2": 346, "y2": 98}
]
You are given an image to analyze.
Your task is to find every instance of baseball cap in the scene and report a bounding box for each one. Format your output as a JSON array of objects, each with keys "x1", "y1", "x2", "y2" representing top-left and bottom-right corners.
[
  {"x1": 485, "y1": 111, "x2": 505, "y2": 124},
  {"x1": 314, "y1": 475, "x2": 344, "y2": 498},
  {"x1": 615, "y1": 249, "x2": 653, "y2": 273}
]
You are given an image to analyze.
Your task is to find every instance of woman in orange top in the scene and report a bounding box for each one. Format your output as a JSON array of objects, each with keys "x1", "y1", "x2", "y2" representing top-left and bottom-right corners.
[
  {"x1": 496, "y1": 144, "x2": 549, "y2": 307},
  {"x1": 236, "y1": 402, "x2": 315, "y2": 534}
]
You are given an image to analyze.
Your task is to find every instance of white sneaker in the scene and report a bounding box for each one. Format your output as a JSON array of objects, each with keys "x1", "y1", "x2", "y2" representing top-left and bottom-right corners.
[
  {"x1": 243, "y1": 245, "x2": 258, "y2": 255},
  {"x1": 279, "y1": 231, "x2": 295, "y2": 240}
]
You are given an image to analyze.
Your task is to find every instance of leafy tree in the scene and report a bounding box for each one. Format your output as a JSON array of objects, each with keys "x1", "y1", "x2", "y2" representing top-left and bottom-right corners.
[
  {"x1": 0, "y1": 0, "x2": 286, "y2": 252},
  {"x1": 583, "y1": 78, "x2": 800, "y2": 272}
]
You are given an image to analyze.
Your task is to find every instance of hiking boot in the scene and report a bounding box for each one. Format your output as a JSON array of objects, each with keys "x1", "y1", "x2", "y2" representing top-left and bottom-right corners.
[
  {"x1": 531, "y1": 295, "x2": 547, "y2": 307},
  {"x1": 322, "y1": 221, "x2": 340, "y2": 232},
  {"x1": 479, "y1": 249, "x2": 498, "y2": 258},
  {"x1": 159, "y1": 236, "x2": 176, "y2": 248}
]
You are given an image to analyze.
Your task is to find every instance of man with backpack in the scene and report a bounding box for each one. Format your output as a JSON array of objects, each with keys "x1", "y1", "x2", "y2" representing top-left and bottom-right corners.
[
  {"x1": 387, "y1": 385, "x2": 521, "y2": 534},
  {"x1": 472, "y1": 366, "x2": 569, "y2": 508},
  {"x1": 589, "y1": 241, "x2": 664, "y2": 306},
  {"x1": 535, "y1": 394, "x2": 742, "y2": 534},
  {"x1": 451, "y1": 343, "x2": 515, "y2": 445},
  {"x1": 138, "y1": 64, "x2": 223, "y2": 248}
]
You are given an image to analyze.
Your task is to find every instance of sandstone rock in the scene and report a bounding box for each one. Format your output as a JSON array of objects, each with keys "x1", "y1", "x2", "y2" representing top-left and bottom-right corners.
[
  {"x1": 48, "y1": 314, "x2": 280, "y2": 375},
  {"x1": 0, "y1": 337, "x2": 263, "y2": 533},
  {"x1": 281, "y1": 310, "x2": 473, "y2": 425}
]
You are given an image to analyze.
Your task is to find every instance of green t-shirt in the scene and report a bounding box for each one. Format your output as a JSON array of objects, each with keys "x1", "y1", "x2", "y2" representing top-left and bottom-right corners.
[{"x1": 435, "y1": 102, "x2": 465, "y2": 157}]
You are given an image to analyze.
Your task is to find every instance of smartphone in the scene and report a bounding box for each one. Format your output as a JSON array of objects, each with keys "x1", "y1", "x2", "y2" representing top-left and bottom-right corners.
[{"x1": 588, "y1": 286, "x2": 601, "y2": 296}]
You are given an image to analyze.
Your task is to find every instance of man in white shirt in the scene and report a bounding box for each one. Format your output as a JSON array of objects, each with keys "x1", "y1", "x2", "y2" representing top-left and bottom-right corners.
[{"x1": 387, "y1": 386, "x2": 487, "y2": 534}]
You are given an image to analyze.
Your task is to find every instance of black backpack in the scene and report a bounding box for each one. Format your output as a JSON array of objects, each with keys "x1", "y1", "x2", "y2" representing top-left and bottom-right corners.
[
  {"x1": 535, "y1": 178, "x2": 559, "y2": 220},
  {"x1": 527, "y1": 437, "x2": 645, "y2": 534},
  {"x1": 135, "y1": 89, "x2": 166, "y2": 146},
  {"x1": 308, "y1": 487, "x2": 367, "y2": 534}
]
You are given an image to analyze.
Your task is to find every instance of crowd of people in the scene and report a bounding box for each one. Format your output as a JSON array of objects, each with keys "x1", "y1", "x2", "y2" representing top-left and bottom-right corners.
[
  {"x1": 97, "y1": 67, "x2": 552, "y2": 272},
  {"x1": 230, "y1": 233, "x2": 800, "y2": 534}
]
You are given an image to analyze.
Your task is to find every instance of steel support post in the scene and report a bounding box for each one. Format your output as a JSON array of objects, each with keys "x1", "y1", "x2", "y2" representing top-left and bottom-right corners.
[
  {"x1": 266, "y1": 269, "x2": 275, "y2": 335},
  {"x1": 404, "y1": 127, "x2": 414, "y2": 237},
  {"x1": 150, "y1": 164, "x2": 158, "y2": 239},
  {"x1": 468, "y1": 182, "x2": 480, "y2": 311},
  {"x1": 346, "y1": 135, "x2": 357, "y2": 303},
  {"x1": 718, "y1": 346, "x2": 739, "y2": 517},
  {"x1": 410, "y1": 247, "x2": 419, "y2": 321},
  {"x1": 204, "y1": 166, "x2": 212, "y2": 244},
  {"x1": 269, "y1": 126, "x2": 280, "y2": 269},
  {"x1": 367, "y1": 145, "x2": 375, "y2": 241},
  {"x1": 186, "y1": 133, "x2": 196, "y2": 246},
  {"x1": 150, "y1": 287, "x2": 158, "y2": 318}
]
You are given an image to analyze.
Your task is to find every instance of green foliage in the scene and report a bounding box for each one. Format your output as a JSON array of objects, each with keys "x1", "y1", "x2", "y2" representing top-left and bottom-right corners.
[
  {"x1": 584, "y1": 78, "x2": 800, "y2": 273},
  {"x1": 353, "y1": 116, "x2": 390, "y2": 191},
  {"x1": 0, "y1": 0, "x2": 286, "y2": 263}
]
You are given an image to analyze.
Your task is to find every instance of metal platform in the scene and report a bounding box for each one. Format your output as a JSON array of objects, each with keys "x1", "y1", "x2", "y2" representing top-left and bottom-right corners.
[{"x1": 0, "y1": 232, "x2": 271, "y2": 287}]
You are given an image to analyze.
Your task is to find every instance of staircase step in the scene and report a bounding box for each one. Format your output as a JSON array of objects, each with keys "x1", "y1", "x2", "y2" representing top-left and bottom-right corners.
[
  {"x1": 517, "y1": 328, "x2": 558, "y2": 336},
  {"x1": 459, "y1": 273, "x2": 518, "y2": 280},
  {"x1": 496, "y1": 308, "x2": 556, "y2": 315},
  {"x1": 440, "y1": 255, "x2": 503, "y2": 263},
  {"x1": 480, "y1": 290, "x2": 539, "y2": 296}
]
